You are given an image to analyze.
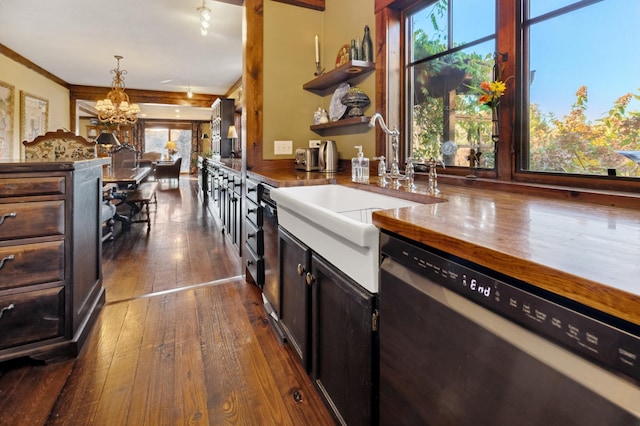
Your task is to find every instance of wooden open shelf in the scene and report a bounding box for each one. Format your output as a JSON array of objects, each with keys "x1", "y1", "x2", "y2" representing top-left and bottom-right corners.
[
  {"x1": 310, "y1": 116, "x2": 371, "y2": 135},
  {"x1": 303, "y1": 60, "x2": 375, "y2": 96}
]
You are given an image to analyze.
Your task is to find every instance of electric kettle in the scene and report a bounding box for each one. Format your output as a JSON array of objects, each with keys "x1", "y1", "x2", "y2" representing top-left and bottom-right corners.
[{"x1": 319, "y1": 140, "x2": 338, "y2": 173}]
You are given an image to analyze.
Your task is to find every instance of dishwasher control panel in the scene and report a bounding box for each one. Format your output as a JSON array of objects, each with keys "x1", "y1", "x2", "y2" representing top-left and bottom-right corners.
[{"x1": 381, "y1": 232, "x2": 640, "y2": 384}]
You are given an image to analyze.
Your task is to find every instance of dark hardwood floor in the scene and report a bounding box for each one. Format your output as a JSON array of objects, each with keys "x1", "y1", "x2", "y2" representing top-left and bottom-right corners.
[{"x1": 0, "y1": 176, "x2": 335, "y2": 425}]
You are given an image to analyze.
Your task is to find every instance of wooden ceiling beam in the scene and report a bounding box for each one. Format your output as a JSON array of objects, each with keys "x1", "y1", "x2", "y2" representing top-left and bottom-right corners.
[
  {"x1": 69, "y1": 85, "x2": 220, "y2": 108},
  {"x1": 271, "y1": 0, "x2": 324, "y2": 11}
]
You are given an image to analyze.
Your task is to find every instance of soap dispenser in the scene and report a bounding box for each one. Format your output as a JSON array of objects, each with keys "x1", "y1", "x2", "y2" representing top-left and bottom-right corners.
[{"x1": 352, "y1": 146, "x2": 369, "y2": 183}]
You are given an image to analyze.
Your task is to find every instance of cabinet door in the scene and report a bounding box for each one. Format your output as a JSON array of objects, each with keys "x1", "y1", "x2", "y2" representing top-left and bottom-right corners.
[
  {"x1": 310, "y1": 252, "x2": 377, "y2": 426},
  {"x1": 278, "y1": 227, "x2": 311, "y2": 371}
]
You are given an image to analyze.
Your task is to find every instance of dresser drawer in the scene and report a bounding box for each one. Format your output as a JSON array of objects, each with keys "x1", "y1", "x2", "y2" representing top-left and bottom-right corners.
[
  {"x1": 245, "y1": 198, "x2": 263, "y2": 227},
  {"x1": 0, "y1": 241, "x2": 64, "y2": 290},
  {"x1": 0, "y1": 201, "x2": 65, "y2": 241},
  {"x1": 0, "y1": 177, "x2": 65, "y2": 198},
  {"x1": 245, "y1": 220, "x2": 264, "y2": 256},
  {"x1": 0, "y1": 286, "x2": 65, "y2": 350}
]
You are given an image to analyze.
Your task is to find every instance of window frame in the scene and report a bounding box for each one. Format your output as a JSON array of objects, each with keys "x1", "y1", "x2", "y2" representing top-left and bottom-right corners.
[{"x1": 376, "y1": 0, "x2": 640, "y2": 194}]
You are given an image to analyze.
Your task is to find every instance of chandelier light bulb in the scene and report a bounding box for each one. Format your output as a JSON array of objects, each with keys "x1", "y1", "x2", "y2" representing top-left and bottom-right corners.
[
  {"x1": 197, "y1": 0, "x2": 211, "y2": 35},
  {"x1": 200, "y1": 7, "x2": 211, "y2": 21}
]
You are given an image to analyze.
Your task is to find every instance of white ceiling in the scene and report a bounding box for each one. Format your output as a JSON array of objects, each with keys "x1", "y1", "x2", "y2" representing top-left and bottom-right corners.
[{"x1": 0, "y1": 0, "x2": 243, "y2": 120}]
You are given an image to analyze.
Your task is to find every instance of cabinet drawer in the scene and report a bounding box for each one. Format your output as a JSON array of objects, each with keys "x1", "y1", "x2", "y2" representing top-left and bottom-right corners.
[
  {"x1": 0, "y1": 241, "x2": 65, "y2": 290},
  {"x1": 0, "y1": 201, "x2": 65, "y2": 241},
  {"x1": 245, "y1": 244, "x2": 265, "y2": 286},
  {"x1": 0, "y1": 176, "x2": 65, "y2": 198},
  {"x1": 246, "y1": 179, "x2": 260, "y2": 204},
  {"x1": 234, "y1": 175, "x2": 243, "y2": 195},
  {"x1": 245, "y1": 199, "x2": 263, "y2": 227},
  {"x1": 245, "y1": 220, "x2": 264, "y2": 256},
  {"x1": 0, "y1": 286, "x2": 65, "y2": 349}
]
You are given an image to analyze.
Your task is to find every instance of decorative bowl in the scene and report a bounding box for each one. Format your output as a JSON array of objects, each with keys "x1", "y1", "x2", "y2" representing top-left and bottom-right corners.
[{"x1": 341, "y1": 89, "x2": 370, "y2": 117}]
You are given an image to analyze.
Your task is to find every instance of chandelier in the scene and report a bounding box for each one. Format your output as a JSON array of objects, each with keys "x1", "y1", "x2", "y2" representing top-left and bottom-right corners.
[{"x1": 95, "y1": 55, "x2": 141, "y2": 125}]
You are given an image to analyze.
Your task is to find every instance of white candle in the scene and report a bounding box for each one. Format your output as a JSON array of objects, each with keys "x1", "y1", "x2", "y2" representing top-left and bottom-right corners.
[{"x1": 315, "y1": 35, "x2": 319, "y2": 63}]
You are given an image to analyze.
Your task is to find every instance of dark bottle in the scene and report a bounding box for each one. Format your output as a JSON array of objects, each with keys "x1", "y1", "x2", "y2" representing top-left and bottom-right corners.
[
  {"x1": 349, "y1": 39, "x2": 359, "y2": 60},
  {"x1": 361, "y1": 25, "x2": 373, "y2": 62}
]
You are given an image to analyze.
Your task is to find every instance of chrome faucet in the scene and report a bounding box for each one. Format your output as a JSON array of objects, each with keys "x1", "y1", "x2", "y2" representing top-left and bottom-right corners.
[{"x1": 369, "y1": 113, "x2": 402, "y2": 180}]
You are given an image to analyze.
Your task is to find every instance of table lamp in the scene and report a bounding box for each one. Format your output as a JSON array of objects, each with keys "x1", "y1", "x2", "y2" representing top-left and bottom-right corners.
[
  {"x1": 96, "y1": 132, "x2": 120, "y2": 157},
  {"x1": 227, "y1": 125, "x2": 239, "y2": 157}
]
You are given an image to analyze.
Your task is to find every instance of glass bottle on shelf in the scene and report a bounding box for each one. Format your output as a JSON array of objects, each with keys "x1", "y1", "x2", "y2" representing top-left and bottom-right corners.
[{"x1": 361, "y1": 25, "x2": 373, "y2": 62}]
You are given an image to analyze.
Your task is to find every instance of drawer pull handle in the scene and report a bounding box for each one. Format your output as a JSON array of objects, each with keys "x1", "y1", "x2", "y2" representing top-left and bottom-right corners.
[
  {"x1": 0, "y1": 212, "x2": 17, "y2": 226},
  {"x1": 0, "y1": 303, "x2": 14, "y2": 320},
  {"x1": 0, "y1": 255, "x2": 14, "y2": 270},
  {"x1": 247, "y1": 233, "x2": 255, "y2": 239},
  {"x1": 306, "y1": 272, "x2": 315, "y2": 286}
]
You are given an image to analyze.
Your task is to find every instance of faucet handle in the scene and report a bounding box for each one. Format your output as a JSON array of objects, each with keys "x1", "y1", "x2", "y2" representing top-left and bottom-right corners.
[{"x1": 374, "y1": 156, "x2": 387, "y2": 175}]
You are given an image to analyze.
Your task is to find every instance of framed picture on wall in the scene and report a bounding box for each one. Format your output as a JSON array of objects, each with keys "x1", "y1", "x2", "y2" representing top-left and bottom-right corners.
[
  {"x1": 0, "y1": 80, "x2": 14, "y2": 161},
  {"x1": 20, "y1": 91, "x2": 48, "y2": 145}
]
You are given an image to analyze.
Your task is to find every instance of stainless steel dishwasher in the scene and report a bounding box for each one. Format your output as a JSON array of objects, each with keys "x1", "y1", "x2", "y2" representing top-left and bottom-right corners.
[{"x1": 379, "y1": 231, "x2": 640, "y2": 425}]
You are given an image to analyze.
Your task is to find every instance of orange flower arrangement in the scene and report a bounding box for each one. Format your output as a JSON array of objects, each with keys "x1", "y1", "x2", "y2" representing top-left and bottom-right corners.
[{"x1": 477, "y1": 80, "x2": 507, "y2": 108}]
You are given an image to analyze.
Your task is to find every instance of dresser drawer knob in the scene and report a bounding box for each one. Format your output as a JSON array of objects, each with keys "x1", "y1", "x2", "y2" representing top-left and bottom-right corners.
[
  {"x1": 0, "y1": 212, "x2": 17, "y2": 226},
  {"x1": 0, "y1": 255, "x2": 14, "y2": 270},
  {"x1": 0, "y1": 303, "x2": 14, "y2": 320}
]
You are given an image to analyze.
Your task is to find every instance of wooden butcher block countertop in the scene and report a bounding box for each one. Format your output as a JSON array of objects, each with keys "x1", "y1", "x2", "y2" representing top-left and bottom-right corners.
[
  {"x1": 248, "y1": 166, "x2": 639, "y2": 326},
  {"x1": 371, "y1": 183, "x2": 640, "y2": 327}
]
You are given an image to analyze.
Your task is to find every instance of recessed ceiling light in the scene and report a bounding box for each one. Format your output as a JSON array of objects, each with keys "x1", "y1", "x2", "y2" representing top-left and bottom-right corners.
[{"x1": 160, "y1": 79, "x2": 172, "y2": 84}]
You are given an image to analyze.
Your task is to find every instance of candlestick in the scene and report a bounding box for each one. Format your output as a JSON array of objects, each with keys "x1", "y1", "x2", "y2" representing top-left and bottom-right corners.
[{"x1": 315, "y1": 35, "x2": 319, "y2": 63}]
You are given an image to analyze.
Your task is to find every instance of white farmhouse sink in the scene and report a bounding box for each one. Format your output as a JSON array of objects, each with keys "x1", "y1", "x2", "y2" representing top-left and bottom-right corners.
[{"x1": 271, "y1": 184, "x2": 421, "y2": 293}]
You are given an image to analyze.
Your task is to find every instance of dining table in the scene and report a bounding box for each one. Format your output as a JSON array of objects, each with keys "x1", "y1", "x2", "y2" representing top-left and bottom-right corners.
[{"x1": 102, "y1": 166, "x2": 152, "y2": 188}]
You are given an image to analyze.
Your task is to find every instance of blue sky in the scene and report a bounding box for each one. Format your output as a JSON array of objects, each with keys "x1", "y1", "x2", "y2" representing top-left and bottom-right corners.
[
  {"x1": 416, "y1": 0, "x2": 640, "y2": 121},
  {"x1": 529, "y1": 0, "x2": 640, "y2": 121}
]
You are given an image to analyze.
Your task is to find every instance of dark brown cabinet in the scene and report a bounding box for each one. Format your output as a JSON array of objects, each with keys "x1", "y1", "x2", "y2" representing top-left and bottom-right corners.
[
  {"x1": 0, "y1": 160, "x2": 105, "y2": 363},
  {"x1": 202, "y1": 159, "x2": 241, "y2": 255},
  {"x1": 278, "y1": 227, "x2": 378, "y2": 425},
  {"x1": 244, "y1": 179, "x2": 264, "y2": 286},
  {"x1": 210, "y1": 98, "x2": 235, "y2": 158},
  {"x1": 279, "y1": 227, "x2": 312, "y2": 370}
]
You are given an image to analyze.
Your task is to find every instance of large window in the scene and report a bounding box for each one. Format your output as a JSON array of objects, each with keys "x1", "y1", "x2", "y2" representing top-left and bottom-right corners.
[
  {"x1": 403, "y1": 0, "x2": 640, "y2": 187},
  {"x1": 522, "y1": 0, "x2": 640, "y2": 177},
  {"x1": 407, "y1": 0, "x2": 497, "y2": 168},
  {"x1": 144, "y1": 126, "x2": 192, "y2": 173}
]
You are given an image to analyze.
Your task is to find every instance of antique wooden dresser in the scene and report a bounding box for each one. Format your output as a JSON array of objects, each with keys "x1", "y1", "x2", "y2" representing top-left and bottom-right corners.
[{"x1": 0, "y1": 158, "x2": 107, "y2": 363}]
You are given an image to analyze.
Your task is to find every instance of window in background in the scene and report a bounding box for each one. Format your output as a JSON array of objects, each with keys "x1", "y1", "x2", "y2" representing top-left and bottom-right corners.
[
  {"x1": 407, "y1": 0, "x2": 496, "y2": 168},
  {"x1": 144, "y1": 127, "x2": 192, "y2": 173},
  {"x1": 522, "y1": 0, "x2": 640, "y2": 177}
]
